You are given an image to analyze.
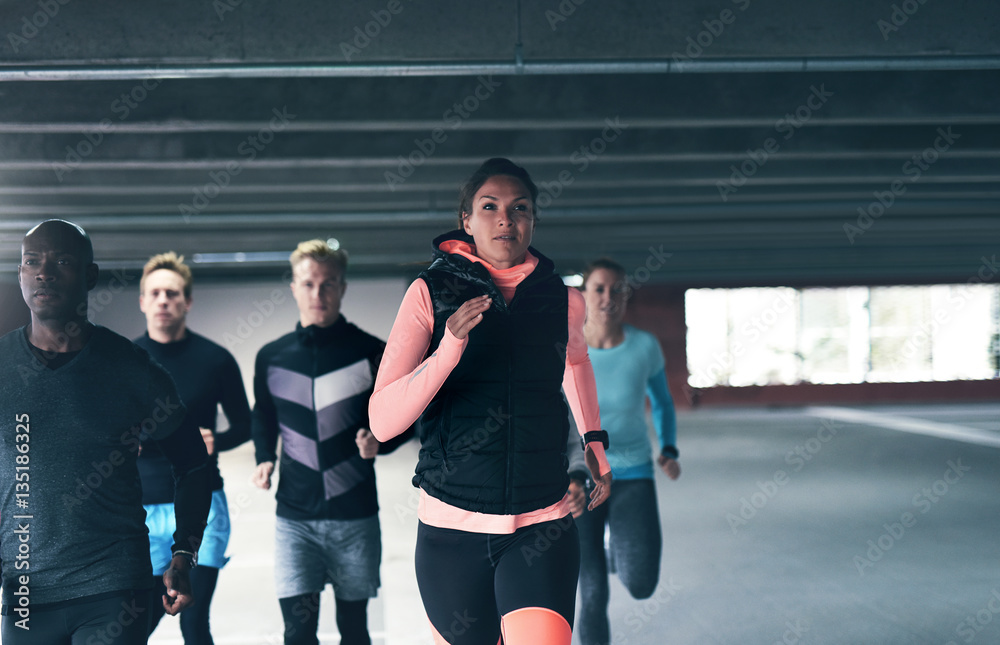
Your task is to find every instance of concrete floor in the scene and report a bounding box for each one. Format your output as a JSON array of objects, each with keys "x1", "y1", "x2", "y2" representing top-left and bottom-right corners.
[{"x1": 143, "y1": 403, "x2": 1000, "y2": 645}]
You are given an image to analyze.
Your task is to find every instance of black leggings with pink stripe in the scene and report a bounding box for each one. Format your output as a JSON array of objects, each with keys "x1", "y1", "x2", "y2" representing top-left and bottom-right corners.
[{"x1": 414, "y1": 516, "x2": 580, "y2": 645}]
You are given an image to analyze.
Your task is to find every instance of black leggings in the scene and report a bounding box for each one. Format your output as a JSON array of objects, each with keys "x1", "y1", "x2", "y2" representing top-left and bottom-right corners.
[
  {"x1": 414, "y1": 516, "x2": 580, "y2": 644},
  {"x1": 147, "y1": 566, "x2": 220, "y2": 645},
  {"x1": 278, "y1": 593, "x2": 370, "y2": 645},
  {"x1": 1, "y1": 589, "x2": 149, "y2": 645},
  {"x1": 576, "y1": 478, "x2": 662, "y2": 645}
]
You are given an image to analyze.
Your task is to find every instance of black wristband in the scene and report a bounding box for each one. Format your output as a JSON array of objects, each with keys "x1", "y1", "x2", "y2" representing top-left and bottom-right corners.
[
  {"x1": 580, "y1": 430, "x2": 609, "y2": 450},
  {"x1": 661, "y1": 445, "x2": 679, "y2": 460}
]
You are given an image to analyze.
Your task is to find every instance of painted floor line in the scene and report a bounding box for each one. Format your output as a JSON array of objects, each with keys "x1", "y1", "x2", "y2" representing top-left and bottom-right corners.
[{"x1": 805, "y1": 406, "x2": 1000, "y2": 449}]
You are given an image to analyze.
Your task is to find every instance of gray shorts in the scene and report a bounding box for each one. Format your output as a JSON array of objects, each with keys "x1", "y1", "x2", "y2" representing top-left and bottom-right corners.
[{"x1": 274, "y1": 515, "x2": 381, "y2": 601}]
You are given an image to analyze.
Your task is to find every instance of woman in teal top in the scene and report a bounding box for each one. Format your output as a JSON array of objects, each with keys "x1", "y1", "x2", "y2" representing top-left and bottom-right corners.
[{"x1": 568, "y1": 257, "x2": 681, "y2": 645}]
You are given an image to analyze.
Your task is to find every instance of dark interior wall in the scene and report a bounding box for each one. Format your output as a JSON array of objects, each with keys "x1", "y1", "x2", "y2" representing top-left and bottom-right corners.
[
  {"x1": 625, "y1": 284, "x2": 692, "y2": 409},
  {"x1": 0, "y1": 281, "x2": 29, "y2": 337}
]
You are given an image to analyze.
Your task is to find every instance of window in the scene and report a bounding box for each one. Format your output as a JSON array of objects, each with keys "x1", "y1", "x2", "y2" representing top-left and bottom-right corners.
[{"x1": 686, "y1": 284, "x2": 998, "y2": 386}]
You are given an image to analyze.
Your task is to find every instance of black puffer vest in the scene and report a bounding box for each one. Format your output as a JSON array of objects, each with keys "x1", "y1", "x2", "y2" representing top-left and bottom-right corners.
[{"x1": 413, "y1": 230, "x2": 571, "y2": 515}]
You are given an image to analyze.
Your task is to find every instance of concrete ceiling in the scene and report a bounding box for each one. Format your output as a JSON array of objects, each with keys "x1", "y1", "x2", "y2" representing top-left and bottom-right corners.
[{"x1": 0, "y1": 0, "x2": 997, "y2": 287}]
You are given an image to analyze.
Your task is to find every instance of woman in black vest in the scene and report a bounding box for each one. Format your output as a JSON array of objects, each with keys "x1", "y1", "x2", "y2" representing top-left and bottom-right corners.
[{"x1": 370, "y1": 158, "x2": 612, "y2": 644}]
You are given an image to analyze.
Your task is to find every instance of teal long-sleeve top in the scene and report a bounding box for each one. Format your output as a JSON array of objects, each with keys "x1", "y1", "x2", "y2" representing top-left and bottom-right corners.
[{"x1": 587, "y1": 324, "x2": 678, "y2": 480}]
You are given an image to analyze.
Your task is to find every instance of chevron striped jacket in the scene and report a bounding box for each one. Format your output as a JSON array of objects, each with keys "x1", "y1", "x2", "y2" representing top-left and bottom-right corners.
[{"x1": 251, "y1": 317, "x2": 409, "y2": 520}]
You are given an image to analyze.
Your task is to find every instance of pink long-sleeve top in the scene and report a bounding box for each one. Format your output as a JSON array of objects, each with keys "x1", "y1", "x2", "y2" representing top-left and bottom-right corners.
[{"x1": 369, "y1": 241, "x2": 610, "y2": 534}]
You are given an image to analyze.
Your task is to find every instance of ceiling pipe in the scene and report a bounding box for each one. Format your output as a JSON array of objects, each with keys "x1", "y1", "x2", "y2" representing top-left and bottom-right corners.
[
  {"x1": 1, "y1": 55, "x2": 999, "y2": 81},
  {"x1": 2, "y1": 199, "x2": 998, "y2": 233}
]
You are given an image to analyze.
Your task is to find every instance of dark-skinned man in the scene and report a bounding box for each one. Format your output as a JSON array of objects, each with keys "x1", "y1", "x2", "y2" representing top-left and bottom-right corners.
[{"x1": 0, "y1": 219, "x2": 211, "y2": 644}]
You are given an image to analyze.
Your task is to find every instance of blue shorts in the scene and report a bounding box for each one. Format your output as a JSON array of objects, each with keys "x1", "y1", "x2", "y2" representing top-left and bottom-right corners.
[
  {"x1": 274, "y1": 515, "x2": 381, "y2": 601},
  {"x1": 145, "y1": 489, "x2": 231, "y2": 575}
]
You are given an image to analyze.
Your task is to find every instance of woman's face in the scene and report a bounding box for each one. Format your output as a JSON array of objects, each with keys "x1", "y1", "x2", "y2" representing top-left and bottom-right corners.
[
  {"x1": 462, "y1": 174, "x2": 535, "y2": 270},
  {"x1": 583, "y1": 267, "x2": 629, "y2": 326}
]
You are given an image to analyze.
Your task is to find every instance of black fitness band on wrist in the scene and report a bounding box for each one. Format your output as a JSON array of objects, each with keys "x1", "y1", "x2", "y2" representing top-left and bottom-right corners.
[{"x1": 580, "y1": 430, "x2": 609, "y2": 450}]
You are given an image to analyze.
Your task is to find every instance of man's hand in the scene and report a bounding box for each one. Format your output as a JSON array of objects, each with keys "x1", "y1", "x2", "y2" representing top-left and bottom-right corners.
[
  {"x1": 567, "y1": 479, "x2": 587, "y2": 518},
  {"x1": 200, "y1": 428, "x2": 215, "y2": 455},
  {"x1": 253, "y1": 461, "x2": 275, "y2": 490},
  {"x1": 584, "y1": 444, "x2": 612, "y2": 511},
  {"x1": 658, "y1": 455, "x2": 681, "y2": 480},
  {"x1": 356, "y1": 429, "x2": 379, "y2": 460},
  {"x1": 162, "y1": 554, "x2": 195, "y2": 615}
]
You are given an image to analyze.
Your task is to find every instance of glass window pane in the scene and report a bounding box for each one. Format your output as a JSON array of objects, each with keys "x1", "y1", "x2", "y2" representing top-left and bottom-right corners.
[{"x1": 685, "y1": 283, "x2": 998, "y2": 387}]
